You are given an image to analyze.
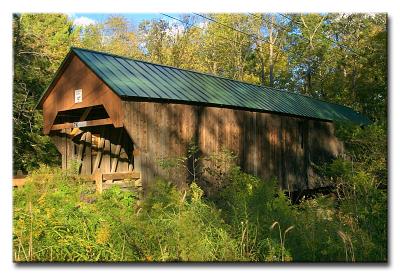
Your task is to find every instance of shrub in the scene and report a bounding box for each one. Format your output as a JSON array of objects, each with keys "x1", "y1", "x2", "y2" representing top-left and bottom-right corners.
[
  {"x1": 13, "y1": 122, "x2": 387, "y2": 262},
  {"x1": 134, "y1": 180, "x2": 240, "y2": 261},
  {"x1": 13, "y1": 165, "x2": 139, "y2": 262},
  {"x1": 13, "y1": 166, "x2": 239, "y2": 262}
]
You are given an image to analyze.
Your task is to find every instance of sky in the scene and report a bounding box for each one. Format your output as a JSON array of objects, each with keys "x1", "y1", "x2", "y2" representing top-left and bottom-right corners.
[{"x1": 70, "y1": 13, "x2": 180, "y2": 27}]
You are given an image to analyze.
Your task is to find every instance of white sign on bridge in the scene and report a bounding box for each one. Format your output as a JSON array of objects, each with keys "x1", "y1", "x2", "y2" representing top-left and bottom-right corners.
[
  {"x1": 73, "y1": 121, "x2": 88, "y2": 128},
  {"x1": 74, "y1": 89, "x2": 83, "y2": 103}
]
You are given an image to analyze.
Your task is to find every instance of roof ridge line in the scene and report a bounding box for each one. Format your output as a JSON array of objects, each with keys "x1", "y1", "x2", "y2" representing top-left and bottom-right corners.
[
  {"x1": 71, "y1": 47, "x2": 360, "y2": 111},
  {"x1": 71, "y1": 47, "x2": 272, "y2": 89},
  {"x1": 70, "y1": 48, "x2": 293, "y2": 93},
  {"x1": 71, "y1": 47, "x2": 368, "y2": 123}
]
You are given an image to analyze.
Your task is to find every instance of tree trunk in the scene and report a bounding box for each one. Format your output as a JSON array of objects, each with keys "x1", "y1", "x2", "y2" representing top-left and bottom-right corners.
[{"x1": 268, "y1": 15, "x2": 275, "y2": 87}]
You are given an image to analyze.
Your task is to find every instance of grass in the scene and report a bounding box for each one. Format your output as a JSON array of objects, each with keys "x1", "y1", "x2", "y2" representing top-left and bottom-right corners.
[{"x1": 13, "y1": 157, "x2": 387, "y2": 262}]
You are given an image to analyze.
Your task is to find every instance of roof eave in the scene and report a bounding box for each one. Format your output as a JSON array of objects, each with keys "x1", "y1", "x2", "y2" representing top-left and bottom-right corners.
[{"x1": 35, "y1": 49, "x2": 75, "y2": 109}]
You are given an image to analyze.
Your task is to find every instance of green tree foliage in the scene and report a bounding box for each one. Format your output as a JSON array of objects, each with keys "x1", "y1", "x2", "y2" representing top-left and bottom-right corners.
[
  {"x1": 13, "y1": 13, "x2": 386, "y2": 171},
  {"x1": 13, "y1": 14, "x2": 78, "y2": 172},
  {"x1": 73, "y1": 15, "x2": 143, "y2": 59},
  {"x1": 13, "y1": 14, "x2": 387, "y2": 262}
]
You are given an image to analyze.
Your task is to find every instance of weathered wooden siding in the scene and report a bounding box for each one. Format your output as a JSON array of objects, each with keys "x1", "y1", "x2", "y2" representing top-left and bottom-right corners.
[
  {"x1": 50, "y1": 126, "x2": 134, "y2": 176},
  {"x1": 42, "y1": 55, "x2": 123, "y2": 134},
  {"x1": 122, "y1": 101, "x2": 343, "y2": 192}
]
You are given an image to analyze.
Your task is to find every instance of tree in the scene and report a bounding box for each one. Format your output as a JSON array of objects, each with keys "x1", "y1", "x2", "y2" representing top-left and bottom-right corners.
[
  {"x1": 138, "y1": 19, "x2": 171, "y2": 64},
  {"x1": 13, "y1": 13, "x2": 77, "y2": 172},
  {"x1": 13, "y1": 13, "x2": 387, "y2": 172}
]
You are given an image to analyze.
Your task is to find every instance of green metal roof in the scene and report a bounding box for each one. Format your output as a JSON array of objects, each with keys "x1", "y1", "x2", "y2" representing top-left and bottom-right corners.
[{"x1": 45, "y1": 47, "x2": 371, "y2": 125}]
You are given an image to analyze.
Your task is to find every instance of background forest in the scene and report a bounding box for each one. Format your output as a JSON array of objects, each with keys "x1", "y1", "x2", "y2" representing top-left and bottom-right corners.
[{"x1": 12, "y1": 13, "x2": 387, "y2": 262}]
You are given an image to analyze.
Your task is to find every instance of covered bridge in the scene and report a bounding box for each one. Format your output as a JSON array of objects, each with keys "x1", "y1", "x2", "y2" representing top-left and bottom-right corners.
[{"x1": 37, "y1": 47, "x2": 369, "y2": 192}]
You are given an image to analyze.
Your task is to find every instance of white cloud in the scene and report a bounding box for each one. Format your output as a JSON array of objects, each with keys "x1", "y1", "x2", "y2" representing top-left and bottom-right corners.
[{"x1": 73, "y1": 16, "x2": 96, "y2": 27}]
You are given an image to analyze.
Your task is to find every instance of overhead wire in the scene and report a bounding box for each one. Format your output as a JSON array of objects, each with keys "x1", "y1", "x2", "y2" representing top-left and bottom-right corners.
[
  {"x1": 160, "y1": 12, "x2": 233, "y2": 45},
  {"x1": 161, "y1": 13, "x2": 291, "y2": 60},
  {"x1": 192, "y1": 13, "x2": 283, "y2": 50},
  {"x1": 277, "y1": 13, "x2": 364, "y2": 58},
  {"x1": 195, "y1": 12, "x2": 368, "y2": 64},
  {"x1": 248, "y1": 12, "x2": 311, "y2": 46}
]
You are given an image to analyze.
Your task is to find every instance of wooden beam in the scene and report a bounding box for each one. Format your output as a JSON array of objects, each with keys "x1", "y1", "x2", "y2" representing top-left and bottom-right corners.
[
  {"x1": 69, "y1": 107, "x2": 94, "y2": 137},
  {"x1": 78, "y1": 133, "x2": 87, "y2": 165},
  {"x1": 102, "y1": 171, "x2": 140, "y2": 181},
  {"x1": 110, "y1": 145, "x2": 122, "y2": 172},
  {"x1": 109, "y1": 128, "x2": 123, "y2": 174},
  {"x1": 82, "y1": 131, "x2": 92, "y2": 175},
  {"x1": 50, "y1": 118, "x2": 113, "y2": 131},
  {"x1": 92, "y1": 137, "x2": 105, "y2": 173},
  {"x1": 103, "y1": 181, "x2": 142, "y2": 189},
  {"x1": 80, "y1": 106, "x2": 93, "y2": 121},
  {"x1": 69, "y1": 128, "x2": 83, "y2": 138}
]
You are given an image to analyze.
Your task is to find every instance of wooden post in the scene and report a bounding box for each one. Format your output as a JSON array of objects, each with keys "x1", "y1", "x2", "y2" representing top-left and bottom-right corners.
[
  {"x1": 77, "y1": 132, "x2": 87, "y2": 173},
  {"x1": 111, "y1": 144, "x2": 122, "y2": 173},
  {"x1": 61, "y1": 129, "x2": 67, "y2": 170},
  {"x1": 82, "y1": 131, "x2": 92, "y2": 175},
  {"x1": 128, "y1": 149, "x2": 134, "y2": 172},
  {"x1": 94, "y1": 171, "x2": 103, "y2": 193},
  {"x1": 93, "y1": 137, "x2": 105, "y2": 173}
]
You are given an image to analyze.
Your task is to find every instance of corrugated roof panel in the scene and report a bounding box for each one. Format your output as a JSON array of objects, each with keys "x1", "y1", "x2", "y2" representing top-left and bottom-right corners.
[
  {"x1": 142, "y1": 63, "x2": 201, "y2": 102},
  {"x1": 134, "y1": 62, "x2": 186, "y2": 101},
  {"x1": 102, "y1": 55, "x2": 149, "y2": 98},
  {"x1": 158, "y1": 66, "x2": 210, "y2": 102},
  {"x1": 78, "y1": 50, "x2": 128, "y2": 96},
  {"x1": 118, "y1": 58, "x2": 165, "y2": 99},
  {"x1": 71, "y1": 47, "x2": 370, "y2": 125},
  {"x1": 94, "y1": 53, "x2": 141, "y2": 97},
  {"x1": 176, "y1": 69, "x2": 232, "y2": 104}
]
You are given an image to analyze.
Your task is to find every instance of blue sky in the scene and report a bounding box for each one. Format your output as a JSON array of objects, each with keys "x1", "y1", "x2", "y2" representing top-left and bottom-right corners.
[{"x1": 70, "y1": 13, "x2": 181, "y2": 28}]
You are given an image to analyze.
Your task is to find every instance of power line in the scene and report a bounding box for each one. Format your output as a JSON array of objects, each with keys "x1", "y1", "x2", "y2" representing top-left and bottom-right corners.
[
  {"x1": 163, "y1": 12, "x2": 371, "y2": 83},
  {"x1": 278, "y1": 13, "x2": 363, "y2": 58},
  {"x1": 160, "y1": 13, "x2": 241, "y2": 46},
  {"x1": 248, "y1": 13, "x2": 311, "y2": 45},
  {"x1": 196, "y1": 12, "x2": 366, "y2": 62},
  {"x1": 161, "y1": 13, "x2": 289, "y2": 57},
  {"x1": 192, "y1": 13, "x2": 284, "y2": 51}
]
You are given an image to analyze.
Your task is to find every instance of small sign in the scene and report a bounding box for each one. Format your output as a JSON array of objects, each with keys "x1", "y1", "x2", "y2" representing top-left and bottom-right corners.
[
  {"x1": 73, "y1": 121, "x2": 88, "y2": 128},
  {"x1": 74, "y1": 89, "x2": 83, "y2": 103}
]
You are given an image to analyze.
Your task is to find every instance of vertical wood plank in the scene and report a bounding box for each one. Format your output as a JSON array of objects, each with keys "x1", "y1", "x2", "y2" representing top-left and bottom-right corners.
[
  {"x1": 81, "y1": 131, "x2": 92, "y2": 175},
  {"x1": 94, "y1": 171, "x2": 103, "y2": 193},
  {"x1": 103, "y1": 131, "x2": 111, "y2": 173},
  {"x1": 65, "y1": 128, "x2": 73, "y2": 170},
  {"x1": 111, "y1": 144, "x2": 121, "y2": 172},
  {"x1": 93, "y1": 137, "x2": 105, "y2": 173}
]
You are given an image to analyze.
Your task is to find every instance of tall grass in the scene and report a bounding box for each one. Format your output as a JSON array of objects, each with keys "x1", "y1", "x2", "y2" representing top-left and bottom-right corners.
[{"x1": 13, "y1": 124, "x2": 387, "y2": 262}]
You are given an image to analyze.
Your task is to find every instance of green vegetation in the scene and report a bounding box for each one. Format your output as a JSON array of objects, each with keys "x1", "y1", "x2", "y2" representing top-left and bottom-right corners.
[
  {"x1": 12, "y1": 13, "x2": 387, "y2": 262},
  {"x1": 13, "y1": 123, "x2": 387, "y2": 262},
  {"x1": 13, "y1": 13, "x2": 386, "y2": 172}
]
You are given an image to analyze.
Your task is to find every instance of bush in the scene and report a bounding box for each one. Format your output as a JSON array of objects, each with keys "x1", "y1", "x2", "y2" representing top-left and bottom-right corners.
[
  {"x1": 135, "y1": 180, "x2": 239, "y2": 261},
  {"x1": 212, "y1": 159, "x2": 387, "y2": 262},
  {"x1": 13, "y1": 122, "x2": 387, "y2": 262},
  {"x1": 13, "y1": 165, "x2": 139, "y2": 262},
  {"x1": 13, "y1": 166, "x2": 239, "y2": 262}
]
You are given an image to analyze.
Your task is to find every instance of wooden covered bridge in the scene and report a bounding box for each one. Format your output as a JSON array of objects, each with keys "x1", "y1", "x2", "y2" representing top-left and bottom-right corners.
[{"x1": 37, "y1": 48, "x2": 369, "y2": 193}]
